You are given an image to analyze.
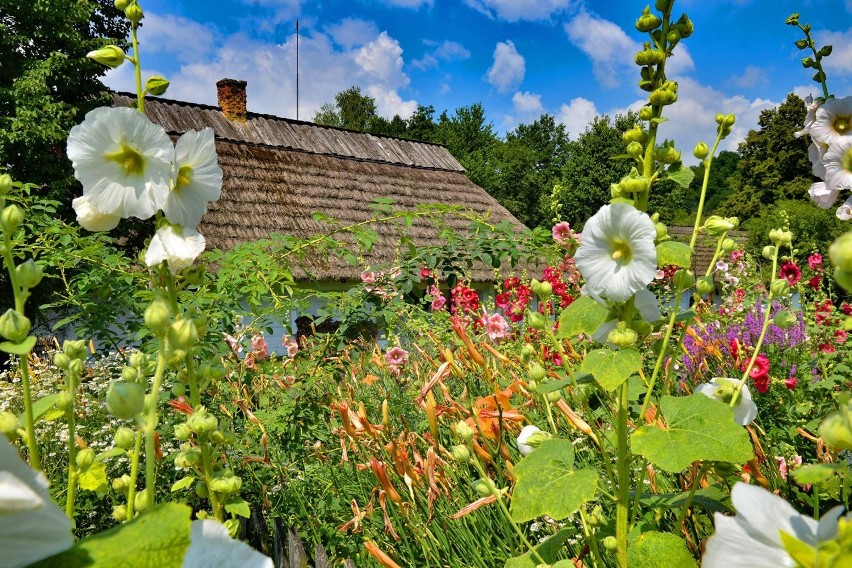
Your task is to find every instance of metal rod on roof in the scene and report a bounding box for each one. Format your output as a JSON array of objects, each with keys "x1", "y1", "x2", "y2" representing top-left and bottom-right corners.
[{"x1": 296, "y1": 18, "x2": 300, "y2": 121}]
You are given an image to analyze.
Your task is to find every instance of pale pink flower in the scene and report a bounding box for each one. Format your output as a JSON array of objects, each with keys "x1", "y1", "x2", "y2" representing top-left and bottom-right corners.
[
  {"x1": 224, "y1": 334, "x2": 241, "y2": 353},
  {"x1": 244, "y1": 352, "x2": 256, "y2": 370},
  {"x1": 552, "y1": 221, "x2": 571, "y2": 244},
  {"x1": 282, "y1": 336, "x2": 299, "y2": 358},
  {"x1": 385, "y1": 346, "x2": 409, "y2": 367},
  {"x1": 655, "y1": 269, "x2": 665, "y2": 280},
  {"x1": 429, "y1": 285, "x2": 446, "y2": 311},
  {"x1": 481, "y1": 311, "x2": 510, "y2": 342},
  {"x1": 775, "y1": 456, "x2": 788, "y2": 480},
  {"x1": 361, "y1": 271, "x2": 377, "y2": 284},
  {"x1": 250, "y1": 334, "x2": 269, "y2": 361}
]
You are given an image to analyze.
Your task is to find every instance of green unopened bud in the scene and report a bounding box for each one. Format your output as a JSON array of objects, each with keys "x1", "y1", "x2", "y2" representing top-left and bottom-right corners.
[
  {"x1": 794, "y1": 38, "x2": 809, "y2": 49},
  {"x1": 546, "y1": 390, "x2": 562, "y2": 402},
  {"x1": 527, "y1": 311, "x2": 548, "y2": 330},
  {"x1": 209, "y1": 472, "x2": 242, "y2": 495},
  {"x1": 635, "y1": 7, "x2": 662, "y2": 32},
  {"x1": 14, "y1": 260, "x2": 43, "y2": 289},
  {"x1": 696, "y1": 276, "x2": 715, "y2": 295},
  {"x1": 112, "y1": 504, "x2": 128, "y2": 522},
  {"x1": 75, "y1": 448, "x2": 96, "y2": 471},
  {"x1": 472, "y1": 478, "x2": 496, "y2": 497},
  {"x1": 654, "y1": 222, "x2": 668, "y2": 240},
  {"x1": 121, "y1": 366, "x2": 139, "y2": 382},
  {"x1": 655, "y1": 0, "x2": 674, "y2": 12},
  {"x1": 87, "y1": 45, "x2": 126, "y2": 68},
  {"x1": 134, "y1": 490, "x2": 148, "y2": 512},
  {"x1": 114, "y1": 0, "x2": 129, "y2": 9},
  {"x1": 0, "y1": 309, "x2": 31, "y2": 343},
  {"x1": 456, "y1": 420, "x2": 475, "y2": 441},
  {"x1": 672, "y1": 269, "x2": 694, "y2": 290},
  {"x1": 174, "y1": 448, "x2": 202, "y2": 469},
  {"x1": 537, "y1": 281, "x2": 553, "y2": 300},
  {"x1": 626, "y1": 141, "x2": 644, "y2": 159},
  {"x1": 53, "y1": 352, "x2": 70, "y2": 370},
  {"x1": 0, "y1": 174, "x2": 12, "y2": 196},
  {"x1": 1, "y1": 204, "x2": 24, "y2": 233},
  {"x1": 623, "y1": 127, "x2": 648, "y2": 144},
  {"x1": 634, "y1": 48, "x2": 666, "y2": 66},
  {"x1": 0, "y1": 411, "x2": 21, "y2": 437},
  {"x1": 693, "y1": 141, "x2": 709, "y2": 160},
  {"x1": 145, "y1": 76, "x2": 170, "y2": 96},
  {"x1": 769, "y1": 229, "x2": 793, "y2": 246},
  {"x1": 174, "y1": 422, "x2": 193, "y2": 442},
  {"x1": 168, "y1": 318, "x2": 199, "y2": 350},
  {"x1": 519, "y1": 343, "x2": 535, "y2": 364},
  {"x1": 603, "y1": 536, "x2": 619, "y2": 551},
  {"x1": 649, "y1": 82, "x2": 678, "y2": 106},
  {"x1": 129, "y1": 351, "x2": 148, "y2": 369},
  {"x1": 105, "y1": 380, "x2": 145, "y2": 420},
  {"x1": 57, "y1": 391, "x2": 74, "y2": 411},
  {"x1": 68, "y1": 359, "x2": 84, "y2": 377},
  {"x1": 828, "y1": 232, "x2": 852, "y2": 273},
  {"x1": 144, "y1": 297, "x2": 172, "y2": 335},
  {"x1": 114, "y1": 426, "x2": 135, "y2": 450},
  {"x1": 762, "y1": 245, "x2": 776, "y2": 260},
  {"x1": 528, "y1": 362, "x2": 546, "y2": 382},
  {"x1": 673, "y1": 13, "x2": 694, "y2": 38},
  {"x1": 125, "y1": 2, "x2": 143, "y2": 23},
  {"x1": 818, "y1": 404, "x2": 852, "y2": 450},
  {"x1": 112, "y1": 474, "x2": 131, "y2": 493},
  {"x1": 450, "y1": 444, "x2": 471, "y2": 462},
  {"x1": 638, "y1": 106, "x2": 654, "y2": 121},
  {"x1": 607, "y1": 322, "x2": 638, "y2": 348},
  {"x1": 654, "y1": 143, "x2": 681, "y2": 165},
  {"x1": 195, "y1": 480, "x2": 209, "y2": 499},
  {"x1": 618, "y1": 169, "x2": 651, "y2": 194},
  {"x1": 818, "y1": 45, "x2": 833, "y2": 58},
  {"x1": 704, "y1": 215, "x2": 735, "y2": 235},
  {"x1": 721, "y1": 238, "x2": 737, "y2": 252},
  {"x1": 187, "y1": 407, "x2": 218, "y2": 435},
  {"x1": 63, "y1": 339, "x2": 87, "y2": 360},
  {"x1": 770, "y1": 278, "x2": 790, "y2": 298},
  {"x1": 171, "y1": 382, "x2": 186, "y2": 396},
  {"x1": 785, "y1": 13, "x2": 800, "y2": 26},
  {"x1": 773, "y1": 309, "x2": 798, "y2": 329},
  {"x1": 802, "y1": 57, "x2": 815, "y2": 69}
]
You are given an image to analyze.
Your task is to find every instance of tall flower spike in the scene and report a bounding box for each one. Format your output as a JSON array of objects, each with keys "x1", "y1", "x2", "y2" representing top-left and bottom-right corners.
[
  {"x1": 575, "y1": 203, "x2": 657, "y2": 302},
  {"x1": 162, "y1": 128, "x2": 223, "y2": 229},
  {"x1": 67, "y1": 107, "x2": 173, "y2": 220}
]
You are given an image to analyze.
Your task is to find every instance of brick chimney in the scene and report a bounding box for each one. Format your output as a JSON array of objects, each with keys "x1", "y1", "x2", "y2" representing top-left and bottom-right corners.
[{"x1": 216, "y1": 78, "x2": 247, "y2": 122}]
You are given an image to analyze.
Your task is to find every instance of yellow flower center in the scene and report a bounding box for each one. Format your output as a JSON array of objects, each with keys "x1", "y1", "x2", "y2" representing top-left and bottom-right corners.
[
  {"x1": 175, "y1": 165, "x2": 193, "y2": 192},
  {"x1": 610, "y1": 239, "x2": 632, "y2": 263},
  {"x1": 833, "y1": 114, "x2": 851, "y2": 135},
  {"x1": 103, "y1": 143, "x2": 146, "y2": 176}
]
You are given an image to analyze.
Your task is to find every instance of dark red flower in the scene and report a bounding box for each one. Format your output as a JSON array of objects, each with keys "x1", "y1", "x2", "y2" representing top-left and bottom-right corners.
[
  {"x1": 784, "y1": 377, "x2": 798, "y2": 390},
  {"x1": 834, "y1": 329, "x2": 847, "y2": 344},
  {"x1": 495, "y1": 292, "x2": 511, "y2": 310},
  {"x1": 808, "y1": 275, "x2": 821, "y2": 289},
  {"x1": 819, "y1": 342, "x2": 836, "y2": 354},
  {"x1": 843, "y1": 303, "x2": 852, "y2": 316},
  {"x1": 748, "y1": 354, "x2": 770, "y2": 381},
  {"x1": 503, "y1": 277, "x2": 520, "y2": 291},
  {"x1": 779, "y1": 261, "x2": 802, "y2": 286}
]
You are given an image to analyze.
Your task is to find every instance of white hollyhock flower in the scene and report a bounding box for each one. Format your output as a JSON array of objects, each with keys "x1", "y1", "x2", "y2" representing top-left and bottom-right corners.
[
  {"x1": 694, "y1": 378, "x2": 757, "y2": 426},
  {"x1": 794, "y1": 96, "x2": 819, "y2": 138},
  {"x1": 703, "y1": 483, "x2": 849, "y2": 567},
  {"x1": 809, "y1": 181, "x2": 840, "y2": 209},
  {"x1": 182, "y1": 519, "x2": 272, "y2": 568},
  {"x1": 67, "y1": 107, "x2": 173, "y2": 220},
  {"x1": 809, "y1": 96, "x2": 852, "y2": 147},
  {"x1": 808, "y1": 142, "x2": 827, "y2": 178},
  {"x1": 837, "y1": 195, "x2": 852, "y2": 221},
  {"x1": 575, "y1": 203, "x2": 657, "y2": 302},
  {"x1": 145, "y1": 225, "x2": 206, "y2": 274},
  {"x1": 162, "y1": 129, "x2": 223, "y2": 228},
  {"x1": 824, "y1": 137, "x2": 852, "y2": 191},
  {"x1": 516, "y1": 425, "x2": 550, "y2": 456},
  {"x1": 72, "y1": 195, "x2": 121, "y2": 232},
  {"x1": 0, "y1": 437, "x2": 74, "y2": 568}
]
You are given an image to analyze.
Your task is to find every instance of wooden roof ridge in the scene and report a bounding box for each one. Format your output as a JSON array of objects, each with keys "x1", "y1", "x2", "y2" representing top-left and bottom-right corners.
[{"x1": 112, "y1": 92, "x2": 464, "y2": 172}]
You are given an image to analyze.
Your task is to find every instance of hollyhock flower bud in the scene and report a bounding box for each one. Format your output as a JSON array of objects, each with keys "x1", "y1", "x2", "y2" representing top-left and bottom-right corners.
[
  {"x1": 721, "y1": 238, "x2": 737, "y2": 252},
  {"x1": 0, "y1": 411, "x2": 20, "y2": 437},
  {"x1": 770, "y1": 278, "x2": 790, "y2": 298},
  {"x1": 635, "y1": 7, "x2": 662, "y2": 32},
  {"x1": 0, "y1": 173, "x2": 11, "y2": 196},
  {"x1": 773, "y1": 309, "x2": 797, "y2": 329},
  {"x1": 53, "y1": 352, "x2": 70, "y2": 370},
  {"x1": 209, "y1": 472, "x2": 242, "y2": 495},
  {"x1": 450, "y1": 444, "x2": 471, "y2": 462},
  {"x1": 15, "y1": 260, "x2": 43, "y2": 290},
  {"x1": 0, "y1": 309, "x2": 30, "y2": 343},
  {"x1": 649, "y1": 82, "x2": 678, "y2": 106},
  {"x1": 145, "y1": 76, "x2": 170, "y2": 96},
  {"x1": 654, "y1": 143, "x2": 681, "y2": 165},
  {"x1": 174, "y1": 423, "x2": 192, "y2": 442},
  {"x1": 627, "y1": 141, "x2": 644, "y2": 159},
  {"x1": 623, "y1": 127, "x2": 648, "y2": 144},
  {"x1": 105, "y1": 380, "x2": 145, "y2": 420},
  {"x1": 455, "y1": 420, "x2": 475, "y2": 441},
  {"x1": 673, "y1": 14, "x2": 694, "y2": 38},
  {"x1": 519, "y1": 343, "x2": 535, "y2": 363},
  {"x1": 195, "y1": 481, "x2": 209, "y2": 499},
  {"x1": 1, "y1": 204, "x2": 24, "y2": 233},
  {"x1": 607, "y1": 322, "x2": 638, "y2": 348},
  {"x1": 112, "y1": 474, "x2": 130, "y2": 493},
  {"x1": 68, "y1": 359, "x2": 84, "y2": 377},
  {"x1": 618, "y1": 169, "x2": 651, "y2": 193},
  {"x1": 634, "y1": 48, "x2": 666, "y2": 66},
  {"x1": 693, "y1": 141, "x2": 709, "y2": 160},
  {"x1": 114, "y1": 0, "x2": 129, "y2": 9},
  {"x1": 114, "y1": 426, "x2": 135, "y2": 449},
  {"x1": 527, "y1": 311, "x2": 547, "y2": 330},
  {"x1": 125, "y1": 2, "x2": 143, "y2": 23},
  {"x1": 516, "y1": 425, "x2": 551, "y2": 456},
  {"x1": 174, "y1": 448, "x2": 202, "y2": 469},
  {"x1": 704, "y1": 215, "x2": 735, "y2": 235},
  {"x1": 187, "y1": 407, "x2": 218, "y2": 435},
  {"x1": 696, "y1": 276, "x2": 715, "y2": 295},
  {"x1": 168, "y1": 318, "x2": 199, "y2": 350},
  {"x1": 762, "y1": 245, "x2": 776, "y2": 260},
  {"x1": 56, "y1": 391, "x2": 73, "y2": 411},
  {"x1": 528, "y1": 362, "x2": 546, "y2": 381},
  {"x1": 112, "y1": 505, "x2": 127, "y2": 522},
  {"x1": 638, "y1": 106, "x2": 654, "y2": 121},
  {"x1": 654, "y1": 222, "x2": 668, "y2": 240},
  {"x1": 86, "y1": 45, "x2": 125, "y2": 68},
  {"x1": 75, "y1": 448, "x2": 96, "y2": 471},
  {"x1": 144, "y1": 296, "x2": 172, "y2": 334}
]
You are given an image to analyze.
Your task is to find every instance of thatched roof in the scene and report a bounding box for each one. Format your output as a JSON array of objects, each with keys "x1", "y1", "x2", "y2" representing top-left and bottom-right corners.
[{"x1": 113, "y1": 93, "x2": 528, "y2": 282}]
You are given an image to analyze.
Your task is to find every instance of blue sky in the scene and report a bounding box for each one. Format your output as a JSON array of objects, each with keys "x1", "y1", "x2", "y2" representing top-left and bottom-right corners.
[{"x1": 105, "y1": 1, "x2": 852, "y2": 162}]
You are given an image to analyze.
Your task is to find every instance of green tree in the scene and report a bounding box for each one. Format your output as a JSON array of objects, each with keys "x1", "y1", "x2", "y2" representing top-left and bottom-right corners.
[
  {"x1": 313, "y1": 86, "x2": 380, "y2": 132},
  {"x1": 550, "y1": 112, "x2": 638, "y2": 229},
  {"x1": 0, "y1": 0, "x2": 128, "y2": 204}
]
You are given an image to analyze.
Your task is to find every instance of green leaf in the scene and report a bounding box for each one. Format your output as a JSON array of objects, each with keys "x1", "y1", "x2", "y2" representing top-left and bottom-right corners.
[
  {"x1": 638, "y1": 486, "x2": 732, "y2": 514},
  {"x1": 511, "y1": 439, "x2": 599, "y2": 523},
  {"x1": 78, "y1": 462, "x2": 109, "y2": 494},
  {"x1": 171, "y1": 476, "x2": 195, "y2": 493},
  {"x1": 1, "y1": 335, "x2": 37, "y2": 355},
  {"x1": 504, "y1": 528, "x2": 574, "y2": 568},
  {"x1": 224, "y1": 497, "x2": 251, "y2": 518},
  {"x1": 627, "y1": 531, "x2": 697, "y2": 568},
  {"x1": 96, "y1": 448, "x2": 127, "y2": 462},
  {"x1": 580, "y1": 348, "x2": 641, "y2": 391},
  {"x1": 33, "y1": 502, "x2": 192, "y2": 568},
  {"x1": 556, "y1": 296, "x2": 609, "y2": 338},
  {"x1": 631, "y1": 395, "x2": 753, "y2": 472},
  {"x1": 18, "y1": 393, "x2": 60, "y2": 425},
  {"x1": 665, "y1": 162, "x2": 695, "y2": 188},
  {"x1": 656, "y1": 241, "x2": 692, "y2": 268},
  {"x1": 791, "y1": 463, "x2": 844, "y2": 485}
]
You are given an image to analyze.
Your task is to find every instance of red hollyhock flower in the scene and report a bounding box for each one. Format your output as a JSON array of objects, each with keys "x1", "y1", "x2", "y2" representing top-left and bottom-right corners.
[
  {"x1": 784, "y1": 377, "x2": 798, "y2": 390},
  {"x1": 835, "y1": 330, "x2": 848, "y2": 344},
  {"x1": 842, "y1": 303, "x2": 852, "y2": 316},
  {"x1": 819, "y1": 342, "x2": 836, "y2": 354},
  {"x1": 808, "y1": 275, "x2": 821, "y2": 289},
  {"x1": 752, "y1": 374, "x2": 770, "y2": 393},
  {"x1": 748, "y1": 354, "x2": 770, "y2": 380},
  {"x1": 778, "y1": 261, "x2": 802, "y2": 286},
  {"x1": 495, "y1": 292, "x2": 511, "y2": 310},
  {"x1": 503, "y1": 276, "x2": 520, "y2": 291}
]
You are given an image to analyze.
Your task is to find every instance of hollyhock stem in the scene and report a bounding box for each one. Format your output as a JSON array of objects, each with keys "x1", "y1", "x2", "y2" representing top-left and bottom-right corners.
[
  {"x1": 131, "y1": 23, "x2": 144, "y2": 112},
  {"x1": 125, "y1": 428, "x2": 143, "y2": 520},
  {"x1": 144, "y1": 346, "x2": 167, "y2": 509},
  {"x1": 689, "y1": 132, "x2": 725, "y2": 250}
]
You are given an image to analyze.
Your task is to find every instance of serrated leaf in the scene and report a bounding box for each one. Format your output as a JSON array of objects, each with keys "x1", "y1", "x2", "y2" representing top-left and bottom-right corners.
[
  {"x1": 1, "y1": 335, "x2": 37, "y2": 355},
  {"x1": 171, "y1": 476, "x2": 195, "y2": 493},
  {"x1": 510, "y1": 439, "x2": 599, "y2": 523},
  {"x1": 665, "y1": 162, "x2": 694, "y2": 188},
  {"x1": 580, "y1": 348, "x2": 641, "y2": 391},
  {"x1": 631, "y1": 395, "x2": 753, "y2": 472},
  {"x1": 556, "y1": 296, "x2": 609, "y2": 338},
  {"x1": 504, "y1": 528, "x2": 574, "y2": 568},
  {"x1": 628, "y1": 531, "x2": 697, "y2": 568},
  {"x1": 224, "y1": 497, "x2": 251, "y2": 518},
  {"x1": 656, "y1": 241, "x2": 692, "y2": 268},
  {"x1": 78, "y1": 462, "x2": 109, "y2": 493},
  {"x1": 18, "y1": 393, "x2": 60, "y2": 425},
  {"x1": 791, "y1": 463, "x2": 844, "y2": 485},
  {"x1": 33, "y1": 502, "x2": 192, "y2": 568}
]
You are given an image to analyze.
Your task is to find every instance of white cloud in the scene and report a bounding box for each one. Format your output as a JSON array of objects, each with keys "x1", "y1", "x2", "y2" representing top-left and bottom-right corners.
[
  {"x1": 487, "y1": 40, "x2": 525, "y2": 93},
  {"x1": 355, "y1": 32, "x2": 410, "y2": 89},
  {"x1": 564, "y1": 10, "x2": 638, "y2": 89},
  {"x1": 412, "y1": 40, "x2": 470, "y2": 70},
  {"x1": 326, "y1": 18, "x2": 379, "y2": 49},
  {"x1": 732, "y1": 65, "x2": 769, "y2": 89},
  {"x1": 512, "y1": 91, "x2": 544, "y2": 115},
  {"x1": 815, "y1": 28, "x2": 852, "y2": 78},
  {"x1": 238, "y1": 0, "x2": 302, "y2": 28},
  {"x1": 557, "y1": 97, "x2": 599, "y2": 139},
  {"x1": 464, "y1": 0, "x2": 576, "y2": 22},
  {"x1": 140, "y1": 13, "x2": 217, "y2": 62}
]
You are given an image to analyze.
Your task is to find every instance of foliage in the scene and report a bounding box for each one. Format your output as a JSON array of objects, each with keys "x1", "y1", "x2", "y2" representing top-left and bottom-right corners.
[{"x1": 744, "y1": 199, "x2": 849, "y2": 262}]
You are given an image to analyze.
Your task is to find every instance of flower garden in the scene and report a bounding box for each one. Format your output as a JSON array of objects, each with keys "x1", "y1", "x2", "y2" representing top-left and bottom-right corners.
[{"x1": 1, "y1": 1, "x2": 852, "y2": 567}]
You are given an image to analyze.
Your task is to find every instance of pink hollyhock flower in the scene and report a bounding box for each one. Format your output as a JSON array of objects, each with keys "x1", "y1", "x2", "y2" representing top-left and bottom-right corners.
[
  {"x1": 420, "y1": 267, "x2": 433, "y2": 279},
  {"x1": 495, "y1": 292, "x2": 511, "y2": 310},
  {"x1": 552, "y1": 221, "x2": 571, "y2": 244},
  {"x1": 835, "y1": 329, "x2": 847, "y2": 344},
  {"x1": 819, "y1": 342, "x2": 836, "y2": 354},
  {"x1": 775, "y1": 456, "x2": 789, "y2": 480},
  {"x1": 282, "y1": 336, "x2": 299, "y2": 358},
  {"x1": 385, "y1": 346, "x2": 409, "y2": 367},
  {"x1": 730, "y1": 249, "x2": 744, "y2": 263},
  {"x1": 808, "y1": 253, "x2": 823, "y2": 270},
  {"x1": 250, "y1": 334, "x2": 269, "y2": 361},
  {"x1": 785, "y1": 377, "x2": 798, "y2": 390},
  {"x1": 843, "y1": 303, "x2": 852, "y2": 316},
  {"x1": 244, "y1": 352, "x2": 256, "y2": 370},
  {"x1": 224, "y1": 334, "x2": 241, "y2": 353},
  {"x1": 361, "y1": 271, "x2": 376, "y2": 284},
  {"x1": 481, "y1": 312, "x2": 510, "y2": 342},
  {"x1": 655, "y1": 269, "x2": 666, "y2": 280},
  {"x1": 430, "y1": 285, "x2": 446, "y2": 311},
  {"x1": 778, "y1": 261, "x2": 802, "y2": 286}
]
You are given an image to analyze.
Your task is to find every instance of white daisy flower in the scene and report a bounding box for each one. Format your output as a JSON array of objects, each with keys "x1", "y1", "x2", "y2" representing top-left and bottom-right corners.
[
  {"x1": 703, "y1": 483, "x2": 849, "y2": 567},
  {"x1": 575, "y1": 203, "x2": 657, "y2": 302},
  {"x1": 162, "y1": 129, "x2": 223, "y2": 229},
  {"x1": 72, "y1": 195, "x2": 121, "y2": 232},
  {"x1": 809, "y1": 181, "x2": 840, "y2": 209},
  {"x1": 145, "y1": 225, "x2": 206, "y2": 274},
  {"x1": 809, "y1": 96, "x2": 852, "y2": 147},
  {"x1": 67, "y1": 107, "x2": 173, "y2": 220},
  {"x1": 824, "y1": 137, "x2": 852, "y2": 191},
  {"x1": 694, "y1": 378, "x2": 757, "y2": 426},
  {"x1": 182, "y1": 519, "x2": 272, "y2": 568},
  {"x1": 1, "y1": 436, "x2": 74, "y2": 568}
]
